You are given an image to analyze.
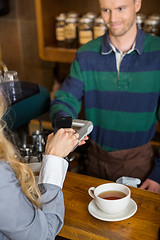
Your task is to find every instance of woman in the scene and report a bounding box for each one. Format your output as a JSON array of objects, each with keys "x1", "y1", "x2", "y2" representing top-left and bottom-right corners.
[{"x1": 0, "y1": 92, "x2": 85, "y2": 240}]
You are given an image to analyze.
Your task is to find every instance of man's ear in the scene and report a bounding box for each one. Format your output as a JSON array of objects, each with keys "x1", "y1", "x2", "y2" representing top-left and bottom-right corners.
[{"x1": 135, "y1": 0, "x2": 142, "y2": 13}]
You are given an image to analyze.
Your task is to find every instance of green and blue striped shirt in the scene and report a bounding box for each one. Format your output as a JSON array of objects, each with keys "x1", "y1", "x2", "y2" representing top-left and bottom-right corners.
[{"x1": 50, "y1": 28, "x2": 160, "y2": 182}]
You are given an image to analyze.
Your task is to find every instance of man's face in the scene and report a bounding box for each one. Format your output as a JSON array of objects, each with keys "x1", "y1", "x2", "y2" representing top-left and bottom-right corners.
[{"x1": 99, "y1": 0, "x2": 141, "y2": 38}]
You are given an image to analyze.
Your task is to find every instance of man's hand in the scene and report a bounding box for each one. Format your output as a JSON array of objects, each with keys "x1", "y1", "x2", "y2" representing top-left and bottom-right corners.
[
  {"x1": 78, "y1": 136, "x2": 89, "y2": 146},
  {"x1": 140, "y1": 179, "x2": 160, "y2": 193}
]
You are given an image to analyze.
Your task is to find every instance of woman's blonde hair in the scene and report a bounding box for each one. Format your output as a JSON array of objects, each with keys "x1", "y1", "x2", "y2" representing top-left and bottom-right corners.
[{"x1": 0, "y1": 91, "x2": 41, "y2": 208}]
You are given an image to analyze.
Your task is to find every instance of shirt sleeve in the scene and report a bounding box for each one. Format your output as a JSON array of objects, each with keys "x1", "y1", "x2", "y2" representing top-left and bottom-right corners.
[
  {"x1": 148, "y1": 156, "x2": 160, "y2": 184},
  {"x1": 38, "y1": 155, "x2": 68, "y2": 188},
  {"x1": 50, "y1": 52, "x2": 84, "y2": 125},
  {"x1": 0, "y1": 156, "x2": 68, "y2": 240}
]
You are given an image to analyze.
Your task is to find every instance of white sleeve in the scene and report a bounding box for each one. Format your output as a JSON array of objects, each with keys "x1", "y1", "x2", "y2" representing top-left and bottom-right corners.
[{"x1": 38, "y1": 155, "x2": 68, "y2": 188}]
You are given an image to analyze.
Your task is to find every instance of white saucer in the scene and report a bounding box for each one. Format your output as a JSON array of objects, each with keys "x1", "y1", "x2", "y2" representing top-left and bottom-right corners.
[{"x1": 88, "y1": 198, "x2": 137, "y2": 222}]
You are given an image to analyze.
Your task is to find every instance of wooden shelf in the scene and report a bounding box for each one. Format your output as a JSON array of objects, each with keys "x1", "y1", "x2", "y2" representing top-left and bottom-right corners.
[
  {"x1": 40, "y1": 46, "x2": 77, "y2": 63},
  {"x1": 35, "y1": 0, "x2": 99, "y2": 63},
  {"x1": 35, "y1": 0, "x2": 160, "y2": 63}
]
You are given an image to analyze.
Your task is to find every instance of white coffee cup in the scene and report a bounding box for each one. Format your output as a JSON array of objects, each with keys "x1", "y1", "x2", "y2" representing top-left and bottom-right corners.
[{"x1": 88, "y1": 183, "x2": 131, "y2": 215}]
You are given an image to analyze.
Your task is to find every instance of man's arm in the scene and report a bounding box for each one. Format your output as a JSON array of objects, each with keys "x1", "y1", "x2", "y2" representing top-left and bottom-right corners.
[
  {"x1": 141, "y1": 106, "x2": 160, "y2": 193},
  {"x1": 140, "y1": 155, "x2": 160, "y2": 193},
  {"x1": 50, "y1": 53, "x2": 84, "y2": 126}
]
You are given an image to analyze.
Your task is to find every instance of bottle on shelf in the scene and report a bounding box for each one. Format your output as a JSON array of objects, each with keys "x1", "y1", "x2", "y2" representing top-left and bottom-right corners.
[
  {"x1": 136, "y1": 13, "x2": 146, "y2": 30},
  {"x1": 67, "y1": 11, "x2": 79, "y2": 19},
  {"x1": 78, "y1": 17, "x2": 93, "y2": 46},
  {"x1": 93, "y1": 16, "x2": 107, "y2": 39},
  {"x1": 144, "y1": 17, "x2": 160, "y2": 36},
  {"x1": 85, "y1": 12, "x2": 97, "y2": 22},
  {"x1": 55, "y1": 13, "x2": 66, "y2": 47},
  {"x1": 64, "y1": 16, "x2": 78, "y2": 49}
]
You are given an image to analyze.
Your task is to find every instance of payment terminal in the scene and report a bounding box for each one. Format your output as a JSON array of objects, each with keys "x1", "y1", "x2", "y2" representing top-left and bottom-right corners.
[{"x1": 54, "y1": 117, "x2": 93, "y2": 151}]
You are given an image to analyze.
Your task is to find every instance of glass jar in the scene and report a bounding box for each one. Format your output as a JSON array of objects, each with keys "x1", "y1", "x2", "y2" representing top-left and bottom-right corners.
[
  {"x1": 136, "y1": 13, "x2": 146, "y2": 30},
  {"x1": 78, "y1": 17, "x2": 93, "y2": 46},
  {"x1": 64, "y1": 17, "x2": 78, "y2": 48},
  {"x1": 148, "y1": 13, "x2": 160, "y2": 23},
  {"x1": 67, "y1": 11, "x2": 79, "y2": 19},
  {"x1": 85, "y1": 12, "x2": 97, "y2": 22},
  {"x1": 148, "y1": 14, "x2": 160, "y2": 36},
  {"x1": 93, "y1": 16, "x2": 107, "y2": 39},
  {"x1": 143, "y1": 18, "x2": 160, "y2": 36},
  {"x1": 55, "y1": 14, "x2": 66, "y2": 47},
  {"x1": 4, "y1": 71, "x2": 22, "y2": 103}
]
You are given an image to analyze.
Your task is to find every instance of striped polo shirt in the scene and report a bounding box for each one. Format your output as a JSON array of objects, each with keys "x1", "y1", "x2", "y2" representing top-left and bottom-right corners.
[{"x1": 50, "y1": 28, "x2": 160, "y2": 153}]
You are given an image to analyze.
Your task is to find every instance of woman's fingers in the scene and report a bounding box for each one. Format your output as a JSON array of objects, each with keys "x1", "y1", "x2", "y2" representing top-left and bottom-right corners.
[
  {"x1": 45, "y1": 128, "x2": 89, "y2": 158},
  {"x1": 45, "y1": 128, "x2": 79, "y2": 157}
]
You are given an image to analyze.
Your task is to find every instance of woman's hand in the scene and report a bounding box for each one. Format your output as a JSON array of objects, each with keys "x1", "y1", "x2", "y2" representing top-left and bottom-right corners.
[{"x1": 45, "y1": 128, "x2": 79, "y2": 158}]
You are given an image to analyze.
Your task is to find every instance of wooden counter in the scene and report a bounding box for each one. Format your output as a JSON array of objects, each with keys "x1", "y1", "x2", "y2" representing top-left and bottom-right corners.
[{"x1": 59, "y1": 171, "x2": 160, "y2": 240}]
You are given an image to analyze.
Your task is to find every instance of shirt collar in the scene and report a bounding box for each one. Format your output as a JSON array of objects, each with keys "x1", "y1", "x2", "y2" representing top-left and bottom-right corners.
[{"x1": 101, "y1": 27, "x2": 145, "y2": 55}]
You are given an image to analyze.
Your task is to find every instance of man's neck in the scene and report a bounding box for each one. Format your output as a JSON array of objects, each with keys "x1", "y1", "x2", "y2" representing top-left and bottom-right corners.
[{"x1": 109, "y1": 25, "x2": 137, "y2": 54}]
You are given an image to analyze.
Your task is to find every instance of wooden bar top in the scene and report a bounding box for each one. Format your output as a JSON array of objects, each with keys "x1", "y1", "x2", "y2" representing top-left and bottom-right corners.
[{"x1": 59, "y1": 171, "x2": 160, "y2": 240}]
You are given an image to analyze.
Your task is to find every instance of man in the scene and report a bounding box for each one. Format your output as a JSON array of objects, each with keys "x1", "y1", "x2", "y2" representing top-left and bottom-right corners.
[{"x1": 50, "y1": 0, "x2": 160, "y2": 193}]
